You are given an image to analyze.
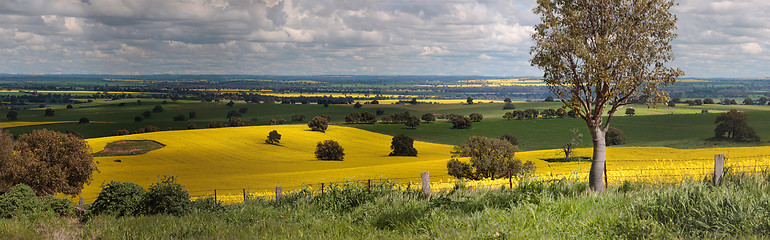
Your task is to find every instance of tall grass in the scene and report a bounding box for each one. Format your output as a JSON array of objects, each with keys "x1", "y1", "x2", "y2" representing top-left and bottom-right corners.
[{"x1": 3, "y1": 170, "x2": 770, "y2": 239}]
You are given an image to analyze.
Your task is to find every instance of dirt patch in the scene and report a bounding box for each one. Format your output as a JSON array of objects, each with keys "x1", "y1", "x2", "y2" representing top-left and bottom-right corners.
[{"x1": 95, "y1": 140, "x2": 165, "y2": 157}]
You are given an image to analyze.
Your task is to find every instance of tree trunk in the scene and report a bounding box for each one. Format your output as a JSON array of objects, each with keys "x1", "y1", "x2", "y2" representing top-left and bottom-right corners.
[{"x1": 588, "y1": 125, "x2": 606, "y2": 192}]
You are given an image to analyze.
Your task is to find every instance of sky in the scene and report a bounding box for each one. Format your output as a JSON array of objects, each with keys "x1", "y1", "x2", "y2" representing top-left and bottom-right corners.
[{"x1": 0, "y1": 0, "x2": 768, "y2": 77}]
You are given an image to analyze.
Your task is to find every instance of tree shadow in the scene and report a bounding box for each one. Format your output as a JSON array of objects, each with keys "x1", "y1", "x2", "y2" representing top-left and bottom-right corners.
[{"x1": 541, "y1": 156, "x2": 591, "y2": 163}]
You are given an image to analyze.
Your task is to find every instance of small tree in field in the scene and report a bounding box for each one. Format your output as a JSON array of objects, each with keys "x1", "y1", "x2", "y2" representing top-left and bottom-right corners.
[
  {"x1": 469, "y1": 113, "x2": 483, "y2": 122},
  {"x1": 389, "y1": 134, "x2": 417, "y2": 156},
  {"x1": 315, "y1": 140, "x2": 344, "y2": 161},
  {"x1": 605, "y1": 127, "x2": 626, "y2": 146},
  {"x1": 531, "y1": 0, "x2": 682, "y2": 191},
  {"x1": 404, "y1": 116, "x2": 420, "y2": 129},
  {"x1": 562, "y1": 128, "x2": 583, "y2": 160},
  {"x1": 625, "y1": 108, "x2": 636, "y2": 116},
  {"x1": 466, "y1": 97, "x2": 474, "y2": 104},
  {"x1": 0, "y1": 129, "x2": 96, "y2": 195},
  {"x1": 421, "y1": 113, "x2": 435, "y2": 123},
  {"x1": 152, "y1": 105, "x2": 163, "y2": 113},
  {"x1": 451, "y1": 116, "x2": 472, "y2": 129},
  {"x1": 6, "y1": 110, "x2": 18, "y2": 120},
  {"x1": 308, "y1": 116, "x2": 329, "y2": 132},
  {"x1": 79, "y1": 117, "x2": 90, "y2": 124},
  {"x1": 714, "y1": 109, "x2": 761, "y2": 142},
  {"x1": 44, "y1": 108, "x2": 54, "y2": 117},
  {"x1": 500, "y1": 133, "x2": 518, "y2": 146},
  {"x1": 265, "y1": 130, "x2": 281, "y2": 144}
]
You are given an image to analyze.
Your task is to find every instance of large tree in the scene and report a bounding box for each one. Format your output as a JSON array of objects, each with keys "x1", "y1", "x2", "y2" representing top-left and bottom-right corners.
[{"x1": 530, "y1": 0, "x2": 682, "y2": 191}]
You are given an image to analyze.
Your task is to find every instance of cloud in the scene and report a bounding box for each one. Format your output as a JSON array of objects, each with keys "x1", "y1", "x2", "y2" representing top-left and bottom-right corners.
[{"x1": 0, "y1": 0, "x2": 766, "y2": 77}]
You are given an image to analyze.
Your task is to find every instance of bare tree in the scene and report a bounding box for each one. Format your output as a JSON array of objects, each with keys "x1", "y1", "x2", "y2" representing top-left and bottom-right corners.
[{"x1": 562, "y1": 128, "x2": 583, "y2": 160}]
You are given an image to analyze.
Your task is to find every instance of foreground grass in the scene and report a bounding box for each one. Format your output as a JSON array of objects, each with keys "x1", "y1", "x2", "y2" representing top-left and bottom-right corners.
[{"x1": 5, "y1": 171, "x2": 770, "y2": 239}]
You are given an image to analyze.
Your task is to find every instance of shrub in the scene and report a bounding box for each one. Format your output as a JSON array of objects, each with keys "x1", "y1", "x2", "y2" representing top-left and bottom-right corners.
[
  {"x1": 469, "y1": 113, "x2": 483, "y2": 122},
  {"x1": 44, "y1": 108, "x2": 54, "y2": 117},
  {"x1": 208, "y1": 121, "x2": 224, "y2": 128},
  {"x1": 188, "y1": 111, "x2": 196, "y2": 119},
  {"x1": 152, "y1": 105, "x2": 163, "y2": 113},
  {"x1": 187, "y1": 123, "x2": 198, "y2": 129},
  {"x1": 66, "y1": 104, "x2": 73, "y2": 109},
  {"x1": 227, "y1": 110, "x2": 242, "y2": 118},
  {"x1": 6, "y1": 110, "x2": 18, "y2": 120},
  {"x1": 606, "y1": 127, "x2": 626, "y2": 146},
  {"x1": 503, "y1": 102, "x2": 516, "y2": 110},
  {"x1": 371, "y1": 100, "x2": 379, "y2": 104},
  {"x1": 446, "y1": 159, "x2": 474, "y2": 179},
  {"x1": 43, "y1": 195, "x2": 75, "y2": 217},
  {"x1": 238, "y1": 107, "x2": 248, "y2": 114},
  {"x1": 140, "y1": 175, "x2": 191, "y2": 216},
  {"x1": 448, "y1": 136, "x2": 533, "y2": 180},
  {"x1": 265, "y1": 130, "x2": 281, "y2": 144},
  {"x1": 172, "y1": 114, "x2": 186, "y2": 121},
  {"x1": 228, "y1": 117, "x2": 244, "y2": 127},
  {"x1": 88, "y1": 181, "x2": 145, "y2": 217},
  {"x1": 0, "y1": 184, "x2": 46, "y2": 218},
  {"x1": 354, "y1": 102, "x2": 363, "y2": 108},
  {"x1": 376, "y1": 109, "x2": 385, "y2": 115},
  {"x1": 112, "y1": 129, "x2": 130, "y2": 136},
  {"x1": 308, "y1": 116, "x2": 329, "y2": 132},
  {"x1": 315, "y1": 140, "x2": 344, "y2": 161},
  {"x1": 143, "y1": 125, "x2": 160, "y2": 132},
  {"x1": 134, "y1": 116, "x2": 143, "y2": 122},
  {"x1": 142, "y1": 111, "x2": 152, "y2": 118},
  {"x1": 714, "y1": 109, "x2": 761, "y2": 142},
  {"x1": 79, "y1": 117, "x2": 90, "y2": 124},
  {"x1": 226, "y1": 101, "x2": 235, "y2": 107},
  {"x1": 389, "y1": 134, "x2": 417, "y2": 156},
  {"x1": 404, "y1": 116, "x2": 420, "y2": 129}
]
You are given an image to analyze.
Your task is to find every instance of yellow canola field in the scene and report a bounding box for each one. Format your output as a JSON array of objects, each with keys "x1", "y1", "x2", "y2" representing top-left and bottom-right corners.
[
  {"x1": 83, "y1": 125, "x2": 454, "y2": 202},
  {"x1": 0, "y1": 121, "x2": 76, "y2": 128},
  {"x1": 82, "y1": 125, "x2": 770, "y2": 203}
]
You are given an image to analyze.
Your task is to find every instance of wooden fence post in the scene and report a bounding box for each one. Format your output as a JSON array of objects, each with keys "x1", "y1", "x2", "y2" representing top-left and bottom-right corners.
[
  {"x1": 243, "y1": 189, "x2": 247, "y2": 202},
  {"x1": 367, "y1": 179, "x2": 371, "y2": 194},
  {"x1": 714, "y1": 154, "x2": 725, "y2": 184},
  {"x1": 78, "y1": 197, "x2": 84, "y2": 207},
  {"x1": 275, "y1": 186, "x2": 282, "y2": 201},
  {"x1": 321, "y1": 182, "x2": 324, "y2": 196},
  {"x1": 214, "y1": 189, "x2": 217, "y2": 203},
  {"x1": 421, "y1": 171, "x2": 431, "y2": 197}
]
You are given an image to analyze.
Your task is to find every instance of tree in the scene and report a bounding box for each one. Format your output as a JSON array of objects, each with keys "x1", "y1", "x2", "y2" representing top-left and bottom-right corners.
[
  {"x1": 226, "y1": 110, "x2": 242, "y2": 119},
  {"x1": 0, "y1": 129, "x2": 96, "y2": 195},
  {"x1": 451, "y1": 116, "x2": 472, "y2": 129},
  {"x1": 134, "y1": 116, "x2": 143, "y2": 122},
  {"x1": 671, "y1": 97, "x2": 681, "y2": 103},
  {"x1": 265, "y1": 130, "x2": 281, "y2": 144},
  {"x1": 315, "y1": 140, "x2": 344, "y2": 160},
  {"x1": 66, "y1": 104, "x2": 74, "y2": 109},
  {"x1": 500, "y1": 133, "x2": 518, "y2": 146},
  {"x1": 140, "y1": 175, "x2": 191, "y2": 216},
  {"x1": 226, "y1": 101, "x2": 235, "y2": 107},
  {"x1": 503, "y1": 102, "x2": 516, "y2": 110},
  {"x1": 44, "y1": 108, "x2": 54, "y2": 117},
  {"x1": 449, "y1": 136, "x2": 526, "y2": 179},
  {"x1": 469, "y1": 113, "x2": 483, "y2": 122},
  {"x1": 714, "y1": 109, "x2": 761, "y2": 142},
  {"x1": 228, "y1": 117, "x2": 244, "y2": 127},
  {"x1": 523, "y1": 109, "x2": 539, "y2": 119},
  {"x1": 137, "y1": 100, "x2": 142, "y2": 105},
  {"x1": 530, "y1": 0, "x2": 682, "y2": 191},
  {"x1": 152, "y1": 105, "x2": 163, "y2": 113},
  {"x1": 188, "y1": 111, "x2": 196, "y2": 119},
  {"x1": 503, "y1": 112, "x2": 515, "y2": 120},
  {"x1": 6, "y1": 110, "x2": 17, "y2": 120},
  {"x1": 308, "y1": 116, "x2": 329, "y2": 132},
  {"x1": 78, "y1": 117, "x2": 90, "y2": 124},
  {"x1": 544, "y1": 96, "x2": 555, "y2": 102},
  {"x1": 404, "y1": 116, "x2": 420, "y2": 129},
  {"x1": 504, "y1": 97, "x2": 512, "y2": 103},
  {"x1": 239, "y1": 107, "x2": 248, "y2": 114},
  {"x1": 605, "y1": 127, "x2": 626, "y2": 146},
  {"x1": 625, "y1": 108, "x2": 636, "y2": 116},
  {"x1": 703, "y1": 98, "x2": 715, "y2": 104},
  {"x1": 376, "y1": 109, "x2": 385, "y2": 115},
  {"x1": 410, "y1": 98, "x2": 418, "y2": 105},
  {"x1": 758, "y1": 97, "x2": 768, "y2": 105},
  {"x1": 421, "y1": 113, "x2": 436, "y2": 123},
  {"x1": 542, "y1": 109, "x2": 557, "y2": 118},
  {"x1": 208, "y1": 121, "x2": 224, "y2": 128},
  {"x1": 562, "y1": 128, "x2": 583, "y2": 160},
  {"x1": 466, "y1": 97, "x2": 474, "y2": 104},
  {"x1": 743, "y1": 97, "x2": 754, "y2": 105},
  {"x1": 187, "y1": 123, "x2": 198, "y2": 129},
  {"x1": 371, "y1": 100, "x2": 380, "y2": 104},
  {"x1": 172, "y1": 114, "x2": 186, "y2": 121},
  {"x1": 556, "y1": 108, "x2": 567, "y2": 118},
  {"x1": 389, "y1": 134, "x2": 417, "y2": 156},
  {"x1": 353, "y1": 102, "x2": 363, "y2": 109},
  {"x1": 142, "y1": 111, "x2": 152, "y2": 118}
]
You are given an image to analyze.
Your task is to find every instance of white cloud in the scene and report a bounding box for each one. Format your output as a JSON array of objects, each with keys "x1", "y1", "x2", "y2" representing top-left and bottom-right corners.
[{"x1": 740, "y1": 42, "x2": 763, "y2": 54}]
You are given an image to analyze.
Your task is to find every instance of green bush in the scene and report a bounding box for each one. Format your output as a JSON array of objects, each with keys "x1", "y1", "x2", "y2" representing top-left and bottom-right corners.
[
  {"x1": 88, "y1": 181, "x2": 145, "y2": 217},
  {"x1": 0, "y1": 184, "x2": 45, "y2": 218},
  {"x1": 43, "y1": 196, "x2": 75, "y2": 217},
  {"x1": 140, "y1": 175, "x2": 191, "y2": 216}
]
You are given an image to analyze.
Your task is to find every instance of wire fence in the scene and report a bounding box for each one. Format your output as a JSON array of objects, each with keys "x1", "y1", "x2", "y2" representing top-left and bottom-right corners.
[{"x1": 76, "y1": 154, "x2": 770, "y2": 205}]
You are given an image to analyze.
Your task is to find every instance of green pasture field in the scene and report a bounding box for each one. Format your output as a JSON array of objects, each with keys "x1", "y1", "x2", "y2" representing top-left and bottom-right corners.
[{"x1": 3, "y1": 100, "x2": 770, "y2": 150}]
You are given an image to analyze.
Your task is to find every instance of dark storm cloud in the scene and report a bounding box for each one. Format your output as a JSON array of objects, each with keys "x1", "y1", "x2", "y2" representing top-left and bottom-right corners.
[{"x1": 0, "y1": 0, "x2": 766, "y2": 77}]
